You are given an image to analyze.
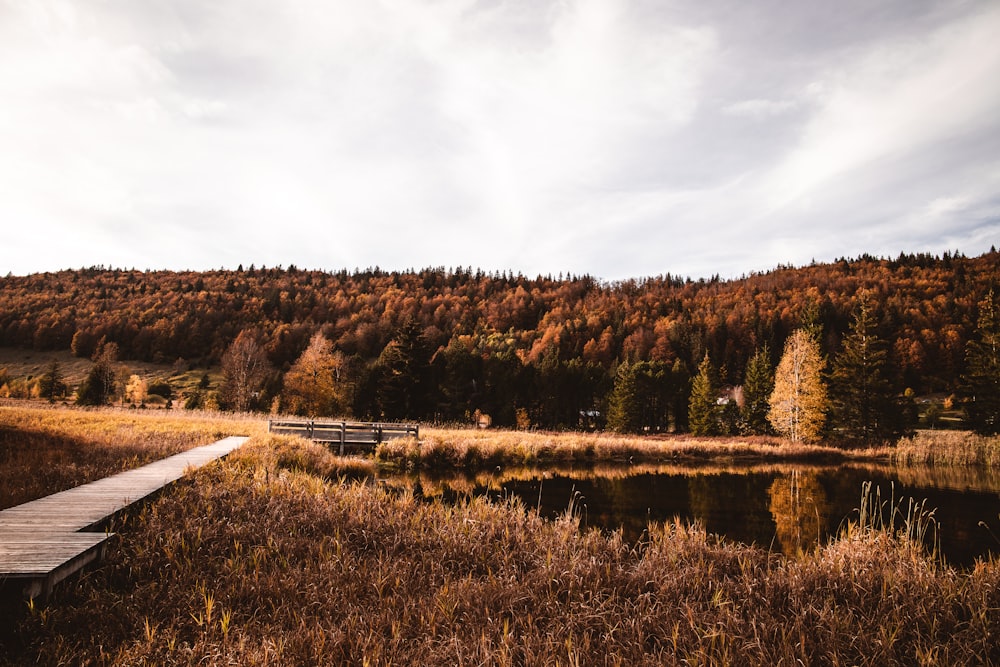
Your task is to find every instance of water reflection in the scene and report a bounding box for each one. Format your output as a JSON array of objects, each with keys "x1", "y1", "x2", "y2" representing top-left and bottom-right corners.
[
  {"x1": 382, "y1": 463, "x2": 1000, "y2": 567},
  {"x1": 767, "y1": 472, "x2": 830, "y2": 556}
]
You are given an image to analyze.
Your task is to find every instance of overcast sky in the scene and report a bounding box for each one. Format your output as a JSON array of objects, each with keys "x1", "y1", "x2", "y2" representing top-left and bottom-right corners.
[{"x1": 2, "y1": 0, "x2": 999, "y2": 281}]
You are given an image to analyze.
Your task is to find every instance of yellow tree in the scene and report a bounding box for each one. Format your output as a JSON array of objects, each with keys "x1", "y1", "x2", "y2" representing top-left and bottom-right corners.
[
  {"x1": 282, "y1": 333, "x2": 348, "y2": 417},
  {"x1": 124, "y1": 374, "x2": 148, "y2": 406},
  {"x1": 768, "y1": 329, "x2": 827, "y2": 443}
]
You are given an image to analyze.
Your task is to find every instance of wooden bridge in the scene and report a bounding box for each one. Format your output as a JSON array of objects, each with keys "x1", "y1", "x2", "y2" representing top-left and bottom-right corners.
[
  {"x1": 0, "y1": 436, "x2": 248, "y2": 600},
  {"x1": 267, "y1": 419, "x2": 419, "y2": 454}
]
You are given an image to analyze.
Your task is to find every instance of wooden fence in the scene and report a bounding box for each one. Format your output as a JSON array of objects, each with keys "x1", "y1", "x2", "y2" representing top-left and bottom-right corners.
[{"x1": 267, "y1": 420, "x2": 419, "y2": 455}]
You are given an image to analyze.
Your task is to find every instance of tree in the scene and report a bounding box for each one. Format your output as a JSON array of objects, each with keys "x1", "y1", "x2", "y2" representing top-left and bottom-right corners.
[
  {"x1": 828, "y1": 298, "x2": 902, "y2": 446},
  {"x1": 219, "y1": 330, "x2": 270, "y2": 412},
  {"x1": 76, "y1": 341, "x2": 119, "y2": 406},
  {"x1": 688, "y1": 353, "x2": 719, "y2": 436},
  {"x1": 38, "y1": 359, "x2": 65, "y2": 403},
  {"x1": 964, "y1": 288, "x2": 1000, "y2": 434},
  {"x1": 374, "y1": 317, "x2": 430, "y2": 420},
  {"x1": 741, "y1": 346, "x2": 774, "y2": 435},
  {"x1": 768, "y1": 329, "x2": 827, "y2": 443},
  {"x1": 124, "y1": 374, "x2": 148, "y2": 406},
  {"x1": 607, "y1": 362, "x2": 642, "y2": 433},
  {"x1": 671, "y1": 359, "x2": 692, "y2": 433},
  {"x1": 281, "y1": 333, "x2": 349, "y2": 417}
]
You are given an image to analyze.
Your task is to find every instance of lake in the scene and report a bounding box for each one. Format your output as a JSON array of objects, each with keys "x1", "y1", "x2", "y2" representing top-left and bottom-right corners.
[{"x1": 385, "y1": 463, "x2": 1000, "y2": 567}]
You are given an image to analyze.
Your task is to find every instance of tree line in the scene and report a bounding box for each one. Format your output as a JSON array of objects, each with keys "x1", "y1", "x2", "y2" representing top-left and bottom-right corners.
[{"x1": 1, "y1": 251, "x2": 998, "y2": 439}]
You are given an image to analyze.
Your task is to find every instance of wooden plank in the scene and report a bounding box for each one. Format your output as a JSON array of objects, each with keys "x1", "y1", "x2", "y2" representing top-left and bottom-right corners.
[{"x1": 0, "y1": 435, "x2": 248, "y2": 599}]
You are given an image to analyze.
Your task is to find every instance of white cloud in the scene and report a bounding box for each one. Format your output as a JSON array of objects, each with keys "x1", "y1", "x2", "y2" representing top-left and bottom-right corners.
[
  {"x1": 0, "y1": 0, "x2": 998, "y2": 279},
  {"x1": 723, "y1": 98, "x2": 798, "y2": 118}
]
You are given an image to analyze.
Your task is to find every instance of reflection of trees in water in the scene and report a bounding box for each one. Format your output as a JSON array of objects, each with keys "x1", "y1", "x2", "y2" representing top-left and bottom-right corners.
[
  {"x1": 768, "y1": 470, "x2": 831, "y2": 555},
  {"x1": 687, "y1": 474, "x2": 775, "y2": 547}
]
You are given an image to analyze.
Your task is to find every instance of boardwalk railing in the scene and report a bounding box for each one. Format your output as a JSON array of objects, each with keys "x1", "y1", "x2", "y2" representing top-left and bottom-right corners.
[{"x1": 268, "y1": 420, "x2": 419, "y2": 454}]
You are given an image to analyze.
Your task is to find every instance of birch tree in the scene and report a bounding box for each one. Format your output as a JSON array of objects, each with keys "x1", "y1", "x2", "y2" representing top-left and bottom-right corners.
[{"x1": 219, "y1": 330, "x2": 270, "y2": 412}]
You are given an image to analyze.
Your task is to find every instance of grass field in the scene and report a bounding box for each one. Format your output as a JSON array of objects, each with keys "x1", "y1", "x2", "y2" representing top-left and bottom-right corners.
[
  {"x1": 1, "y1": 429, "x2": 997, "y2": 665},
  {"x1": 0, "y1": 435, "x2": 1000, "y2": 665},
  {"x1": 0, "y1": 404, "x2": 263, "y2": 509}
]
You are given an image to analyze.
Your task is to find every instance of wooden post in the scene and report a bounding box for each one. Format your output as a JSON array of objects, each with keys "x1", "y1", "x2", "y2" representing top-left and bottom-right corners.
[{"x1": 339, "y1": 421, "x2": 345, "y2": 456}]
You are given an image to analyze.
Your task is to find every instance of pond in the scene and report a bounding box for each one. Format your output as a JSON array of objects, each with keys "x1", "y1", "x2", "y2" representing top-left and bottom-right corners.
[{"x1": 384, "y1": 463, "x2": 1000, "y2": 567}]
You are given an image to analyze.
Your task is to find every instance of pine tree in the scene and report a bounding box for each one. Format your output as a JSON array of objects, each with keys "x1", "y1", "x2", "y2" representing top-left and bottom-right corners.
[
  {"x1": 828, "y1": 298, "x2": 902, "y2": 446},
  {"x1": 76, "y1": 341, "x2": 119, "y2": 406},
  {"x1": 689, "y1": 353, "x2": 719, "y2": 436},
  {"x1": 741, "y1": 345, "x2": 774, "y2": 435},
  {"x1": 768, "y1": 329, "x2": 827, "y2": 443},
  {"x1": 671, "y1": 359, "x2": 692, "y2": 433},
  {"x1": 964, "y1": 289, "x2": 1000, "y2": 434},
  {"x1": 375, "y1": 317, "x2": 430, "y2": 420},
  {"x1": 607, "y1": 362, "x2": 642, "y2": 434},
  {"x1": 38, "y1": 359, "x2": 65, "y2": 403}
]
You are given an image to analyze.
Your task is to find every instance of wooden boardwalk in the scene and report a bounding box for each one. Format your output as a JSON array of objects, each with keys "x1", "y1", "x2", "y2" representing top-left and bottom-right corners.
[{"x1": 0, "y1": 436, "x2": 248, "y2": 599}]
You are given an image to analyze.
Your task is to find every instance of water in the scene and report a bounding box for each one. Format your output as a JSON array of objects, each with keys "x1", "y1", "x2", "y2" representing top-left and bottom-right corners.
[{"x1": 386, "y1": 463, "x2": 1000, "y2": 567}]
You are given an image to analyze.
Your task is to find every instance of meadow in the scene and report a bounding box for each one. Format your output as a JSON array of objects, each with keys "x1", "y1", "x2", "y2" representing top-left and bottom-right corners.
[
  {"x1": 0, "y1": 403, "x2": 265, "y2": 509},
  {"x1": 2, "y1": 407, "x2": 999, "y2": 665}
]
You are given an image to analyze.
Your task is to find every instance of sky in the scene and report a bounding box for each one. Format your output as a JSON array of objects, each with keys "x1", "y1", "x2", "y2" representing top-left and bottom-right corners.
[{"x1": 1, "y1": 0, "x2": 999, "y2": 282}]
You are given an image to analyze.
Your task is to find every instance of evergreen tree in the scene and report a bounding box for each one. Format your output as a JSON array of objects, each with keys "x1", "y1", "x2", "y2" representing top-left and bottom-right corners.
[
  {"x1": 688, "y1": 353, "x2": 719, "y2": 436},
  {"x1": 671, "y1": 359, "x2": 692, "y2": 433},
  {"x1": 374, "y1": 317, "x2": 430, "y2": 420},
  {"x1": 76, "y1": 342, "x2": 119, "y2": 406},
  {"x1": 38, "y1": 359, "x2": 65, "y2": 403},
  {"x1": 741, "y1": 345, "x2": 774, "y2": 435},
  {"x1": 828, "y1": 298, "x2": 902, "y2": 446},
  {"x1": 607, "y1": 362, "x2": 642, "y2": 434},
  {"x1": 768, "y1": 329, "x2": 827, "y2": 443},
  {"x1": 964, "y1": 288, "x2": 1000, "y2": 434},
  {"x1": 633, "y1": 361, "x2": 674, "y2": 433}
]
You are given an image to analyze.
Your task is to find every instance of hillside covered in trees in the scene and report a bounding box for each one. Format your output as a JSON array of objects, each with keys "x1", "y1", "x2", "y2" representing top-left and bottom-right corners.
[{"x1": 1, "y1": 250, "x2": 997, "y2": 437}]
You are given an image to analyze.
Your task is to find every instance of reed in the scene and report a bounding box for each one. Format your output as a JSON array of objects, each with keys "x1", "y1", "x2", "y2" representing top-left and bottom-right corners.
[
  {"x1": 4, "y1": 434, "x2": 998, "y2": 666},
  {"x1": 893, "y1": 429, "x2": 1000, "y2": 467},
  {"x1": 376, "y1": 427, "x2": 886, "y2": 470}
]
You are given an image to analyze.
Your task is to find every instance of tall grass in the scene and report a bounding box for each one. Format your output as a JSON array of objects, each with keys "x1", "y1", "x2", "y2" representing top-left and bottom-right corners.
[
  {"x1": 0, "y1": 404, "x2": 263, "y2": 509},
  {"x1": 4, "y1": 434, "x2": 998, "y2": 666},
  {"x1": 893, "y1": 429, "x2": 1000, "y2": 467},
  {"x1": 377, "y1": 427, "x2": 885, "y2": 471}
]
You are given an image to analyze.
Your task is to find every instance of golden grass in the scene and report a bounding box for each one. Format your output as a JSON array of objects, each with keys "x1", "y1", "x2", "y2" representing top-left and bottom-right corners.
[
  {"x1": 893, "y1": 429, "x2": 1000, "y2": 467},
  {"x1": 3, "y1": 436, "x2": 998, "y2": 666},
  {"x1": 377, "y1": 426, "x2": 888, "y2": 470},
  {"x1": 0, "y1": 403, "x2": 263, "y2": 509}
]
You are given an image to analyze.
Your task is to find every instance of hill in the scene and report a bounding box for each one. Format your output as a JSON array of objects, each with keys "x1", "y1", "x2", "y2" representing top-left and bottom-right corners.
[{"x1": 1, "y1": 250, "x2": 997, "y2": 428}]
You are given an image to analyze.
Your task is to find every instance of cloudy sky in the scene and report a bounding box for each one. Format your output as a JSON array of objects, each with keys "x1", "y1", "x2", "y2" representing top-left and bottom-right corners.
[{"x1": 2, "y1": 0, "x2": 999, "y2": 281}]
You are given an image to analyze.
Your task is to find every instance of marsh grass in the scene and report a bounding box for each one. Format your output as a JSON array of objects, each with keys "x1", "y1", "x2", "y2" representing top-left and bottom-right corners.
[
  {"x1": 894, "y1": 429, "x2": 1000, "y2": 467},
  {"x1": 377, "y1": 427, "x2": 885, "y2": 471},
  {"x1": 0, "y1": 404, "x2": 263, "y2": 509},
  {"x1": 4, "y1": 434, "x2": 999, "y2": 666}
]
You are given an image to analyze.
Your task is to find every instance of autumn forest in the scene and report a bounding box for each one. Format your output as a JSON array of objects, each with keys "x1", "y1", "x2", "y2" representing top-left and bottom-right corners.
[{"x1": 1, "y1": 250, "x2": 998, "y2": 441}]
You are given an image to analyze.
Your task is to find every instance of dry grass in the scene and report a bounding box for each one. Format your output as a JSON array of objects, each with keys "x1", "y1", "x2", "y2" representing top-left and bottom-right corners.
[
  {"x1": 377, "y1": 427, "x2": 886, "y2": 470},
  {"x1": 3, "y1": 435, "x2": 998, "y2": 666},
  {"x1": 0, "y1": 403, "x2": 263, "y2": 509},
  {"x1": 893, "y1": 430, "x2": 1000, "y2": 467}
]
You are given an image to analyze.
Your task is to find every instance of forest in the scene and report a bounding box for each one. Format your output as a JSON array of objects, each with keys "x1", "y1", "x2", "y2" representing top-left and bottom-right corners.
[{"x1": 0, "y1": 249, "x2": 997, "y2": 438}]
